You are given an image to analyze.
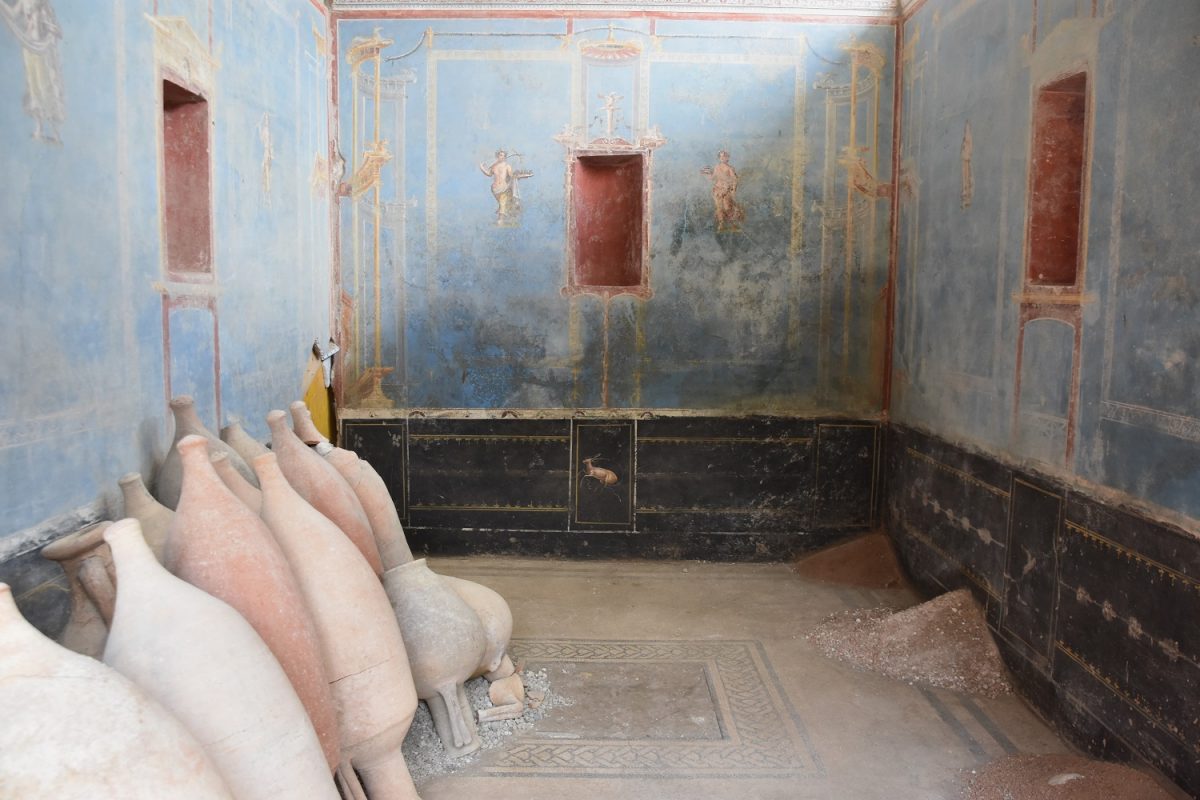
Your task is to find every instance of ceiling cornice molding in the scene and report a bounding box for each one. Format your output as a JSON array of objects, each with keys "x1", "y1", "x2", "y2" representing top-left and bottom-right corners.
[{"x1": 331, "y1": 0, "x2": 900, "y2": 18}]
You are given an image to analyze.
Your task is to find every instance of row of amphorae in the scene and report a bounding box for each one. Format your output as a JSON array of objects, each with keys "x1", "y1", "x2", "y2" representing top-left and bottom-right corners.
[{"x1": 0, "y1": 397, "x2": 526, "y2": 800}]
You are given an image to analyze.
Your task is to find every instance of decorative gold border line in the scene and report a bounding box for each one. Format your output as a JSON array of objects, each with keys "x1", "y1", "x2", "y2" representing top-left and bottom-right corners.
[
  {"x1": 572, "y1": 422, "x2": 634, "y2": 526},
  {"x1": 1056, "y1": 641, "x2": 1199, "y2": 755},
  {"x1": 636, "y1": 507, "x2": 801, "y2": 515},
  {"x1": 1063, "y1": 521, "x2": 1200, "y2": 593},
  {"x1": 409, "y1": 433, "x2": 570, "y2": 442},
  {"x1": 905, "y1": 447, "x2": 1010, "y2": 498},
  {"x1": 410, "y1": 504, "x2": 568, "y2": 512},
  {"x1": 1012, "y1": 476, "x2": 1061, "y2": 499},
  {"x1": 902, "y1": 521, "x2": 999, "y2": 599},
  {"x1": 639, "y1": 436, "x2": 813, "y2": 446}
]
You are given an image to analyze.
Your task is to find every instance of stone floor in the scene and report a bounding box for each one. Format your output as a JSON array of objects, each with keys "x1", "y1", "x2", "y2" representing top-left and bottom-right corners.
[{"x1": 409, "y1": 555, "x2": 1176, "y2": 800}]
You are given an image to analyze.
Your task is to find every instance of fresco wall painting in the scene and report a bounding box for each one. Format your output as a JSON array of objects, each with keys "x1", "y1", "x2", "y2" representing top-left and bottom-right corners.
[
  {"x1": 0, "y1": 0, "x2": 333, "y2": 564},
  {"x1": 2, "y1": 0, "x2": 65, "y2": 144},
  {"x1": 342, "y1": 28, "x2": 403, "y2": 408},
  {"x1": 894, "y1": 0, "x2": 1200, "y2": 526},
  {"x1": 153, "y1": 16, "x2": 222, "y2": 428},
  {"x1": 814, "y1": 37, "x2": 889, "y2": 404},
  {"x1": 335, "y1": 14, "x2": 895, "y2": 415},
  {"x1": 890, "y1": 2, "x2": 1200, "y2": 790}
]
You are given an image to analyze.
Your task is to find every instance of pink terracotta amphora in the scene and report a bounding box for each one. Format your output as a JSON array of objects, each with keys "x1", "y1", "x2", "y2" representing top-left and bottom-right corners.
[
  {"x1": 290, "y1": 400, "x2": 414, "y2": 569},
  {"x1": 40, "y1": 521, "x2": 116, "y2": 659},
  {"x1": 290, "y1": 400, "x2": 330, "y2": 446},
  {"x1": 156, "y1": 396, "x2": 257, "y2": 509},
  {"x1": 255, "y1": 452, "x2": 422, "y2": 800},
  {"x1": 321, "y1": 441, "x2": 415, "y2": 571},
  {"x1": 0, "y1": 580, "x2": 234, "y2": 799},
  {"x1": 211, "y1": 450, "x2": 263, "y2": 513},
  {"x1": 219, "y1": 419, "x2": 270, "y2": 465},
  {"x1": 266, "y1": 409, "x2": 383, "y2": 575},
  {"x1": 103, "y1": 519, "x2": 338, "y2": 800},
  {"x1": 165, "y1": 434, "x2": 341, "y2": 771}
]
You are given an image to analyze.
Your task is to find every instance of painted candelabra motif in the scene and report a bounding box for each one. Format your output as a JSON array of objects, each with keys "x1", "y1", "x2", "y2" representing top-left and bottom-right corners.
[
  {"x1": 700, "y1": 150, "x2": 745, "y2": 234},
  {"x1": 814, "y1": 35, "x2": 890, "y2": 399},
  {"x1": 1, "y1": 0, "x2": 65, "y2": 143},
  {"x1": 345, "y1": 28, "x2": 400, "y2": 410},
  {"x1": 478, "y1": 149, "x2": 533, "y2": 227}
]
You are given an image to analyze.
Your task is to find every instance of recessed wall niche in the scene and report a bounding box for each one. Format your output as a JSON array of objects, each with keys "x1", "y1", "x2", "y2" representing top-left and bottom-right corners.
[
  {"x1": 573, "y1": 154, "x2": 643, "y2": 288},
  {"x1": 566, "y1": 151, "x2": 650, "y2": 298},
  {"x1": 161, "y1": 79, "x2": 212, "y2": 278},
  {"x1": 1025, "y1": 72, "x2": 1088, "y2": 288}
]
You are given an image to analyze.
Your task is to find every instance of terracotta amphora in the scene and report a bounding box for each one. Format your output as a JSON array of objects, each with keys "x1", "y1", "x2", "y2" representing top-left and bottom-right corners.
[
  {"x1": 156, "y1": 396, "x2": 257, "y2": 509},
  {"x1": 255, "y1": 453, "x2": 421, "y2": 800},
  {"x1": 290, "y1": 400, "x2": 329, "y2": 446},
  {"x1": 289, "y1": 399, "x2": 415, "y2": 570},
  {"x1": 442, "y1": 575, "x2": 522, "y2": 721},
  {"x1": 384, "y1": 559, "x2": 486, "y2": 757},
  {"x1": 103, "y1": 520, "x2": 338, "y2": 800},
  {"x1": 219, "y1": 419, "x2": 270, "y2": 465},
  {"x1": 164, "y1": 434, "x2": 342, "y2": 771},
  {"x1": 0, "y1": 580, "x2": 235, "y2": 799},
  {"x1": 441, "y1": 575, "x2": 517, "y2": 682},
  {"x1": 211, "y1": 450, "x2": 263, "y2": 513},
  {"x1": 40, "y1": 521, "x2": 116, "y2": 658},
  {"x1": 119, "y1": 472, "x2": 173, "y2": 560},
  {"x1": 266, "y1": 409, "x2": 384, "y2": 576},
  {"x1": 323, "y1": 443, "x2": 415, "y2": 571}
]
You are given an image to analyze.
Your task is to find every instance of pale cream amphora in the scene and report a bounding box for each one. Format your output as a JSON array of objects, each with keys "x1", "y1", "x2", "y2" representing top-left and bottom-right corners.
[
  {"x1": 102, "y1": 519, "x2": 337, "y2": 800},
  {"x1": 255, "y1": 452, "x2": 422, "y2": 800},
  {"x1": 0, "y1": 579, "x2": 234, "y2": 799}
]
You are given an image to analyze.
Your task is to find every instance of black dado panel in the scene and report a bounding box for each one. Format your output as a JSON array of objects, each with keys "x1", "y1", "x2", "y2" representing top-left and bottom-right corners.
[
  {"x1": 1001, "y1": 475, "x2": 1062, "y2": 664},
  {"x1": 816, "y1": 423, "x2": 879, "y2": 529},
  {"x1": 341, "y1": 414, "x2": 881, "y2": 559},
  {"x1": 636, "y1": 416, "x2": 817, "y2": 534},
  {"x1": 887, "y1": 425, "x2": 1010, "y2": 600},
  {"x1": 342, "y1": 419, "x2": 408, "y2": 521},
  {"x1": 887, "y1": 424, "x2": 1200, "y2": 798},
  {"x1": 405, "y1": 418, "x2": 571, "y2": 531}
]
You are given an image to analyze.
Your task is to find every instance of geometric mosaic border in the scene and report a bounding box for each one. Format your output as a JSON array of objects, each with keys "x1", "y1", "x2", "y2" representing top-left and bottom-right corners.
[{"x1": 485, "y1": 639, "x2": 824, "y2": 779}]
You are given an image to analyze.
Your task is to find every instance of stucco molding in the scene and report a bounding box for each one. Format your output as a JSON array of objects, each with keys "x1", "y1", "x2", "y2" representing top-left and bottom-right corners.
[
  {"x1": 1100, "y1": 401, "x2": 1200, "y2": 445},
  {"x1": 339, "y1": 407, "x2": 883, "y2": 420},
  {"x1": 332, "y1": 0, "x2": 898, "y2": 17},
  {"x1": 147, "y1": 16, "x2": 219, "y2": 94},
  {"x1": 0, "y1": 502, "x2": 107, "y2": 563}
]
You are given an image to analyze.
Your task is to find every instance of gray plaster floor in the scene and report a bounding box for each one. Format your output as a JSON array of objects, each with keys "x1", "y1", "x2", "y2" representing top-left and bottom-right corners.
[{"x1": 414, "y1": 556, "x2": 1088, "y2": 799}]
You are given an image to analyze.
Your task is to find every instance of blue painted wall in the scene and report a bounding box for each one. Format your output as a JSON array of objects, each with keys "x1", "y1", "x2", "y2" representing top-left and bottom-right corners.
[
  {"x1": 334, "y1": 15, "x2": 896, "y2": 415},
  {"x1": 0, "y1": 0, "x2": 332, "y2": 543},
  {"x1": 892, "y1": 0, "x2": 1200, "y2": 527}
]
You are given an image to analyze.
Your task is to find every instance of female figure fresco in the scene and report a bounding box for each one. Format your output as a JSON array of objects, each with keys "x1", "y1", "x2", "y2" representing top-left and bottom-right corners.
[
  {"x1": 700, "y1": 150, "x2": 745, "y2": 233},
  {"x1": 479, "y1": 149, "x2": 533, "y2": 227},
  {"x1": 1, "y1": 0, "x2": 65, "y2": 143}
]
